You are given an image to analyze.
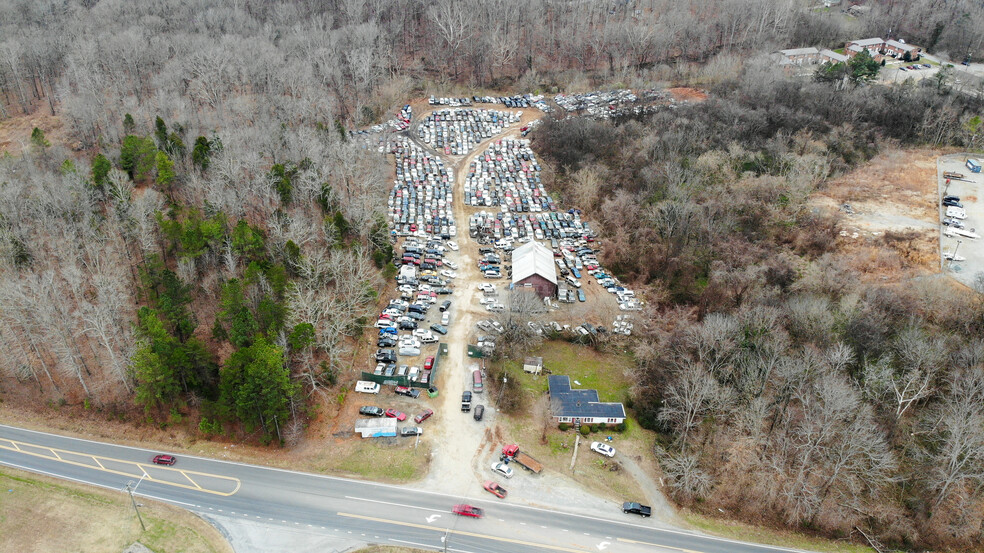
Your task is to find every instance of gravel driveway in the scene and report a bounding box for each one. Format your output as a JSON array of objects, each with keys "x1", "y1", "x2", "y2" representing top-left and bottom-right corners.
[{"x1": 399, "y1": 106, "x2": 677, "y2": 526}]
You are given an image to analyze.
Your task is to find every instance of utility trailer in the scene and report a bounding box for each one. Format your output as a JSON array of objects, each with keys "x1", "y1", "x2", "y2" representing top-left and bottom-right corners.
[{"x1": 501, "y1": 444, "x2": 543, "y2": 474}]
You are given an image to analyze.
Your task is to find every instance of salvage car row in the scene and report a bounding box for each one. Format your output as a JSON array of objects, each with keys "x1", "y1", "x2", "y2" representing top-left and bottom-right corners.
[
  {"x1": 417, "y1": 109, "x2": 521, "y2": 156},
  {"x1": 461, "y1": 137, "x2": 640, "y2": 309}
]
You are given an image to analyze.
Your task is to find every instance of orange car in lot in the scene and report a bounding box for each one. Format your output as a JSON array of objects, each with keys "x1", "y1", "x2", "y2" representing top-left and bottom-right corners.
[{"x1": 483, "y1": 481, "x2": 507, "y2": 498}]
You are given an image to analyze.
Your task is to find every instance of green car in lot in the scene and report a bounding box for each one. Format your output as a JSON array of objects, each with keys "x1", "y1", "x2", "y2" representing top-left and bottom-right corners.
[{"x1": 430, "y1": 324, "x2": 448, "y2": 335}]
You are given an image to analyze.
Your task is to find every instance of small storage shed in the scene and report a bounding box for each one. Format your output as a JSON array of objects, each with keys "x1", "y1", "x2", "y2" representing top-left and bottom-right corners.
[{"x1": 523, "y1": 356, "x2": 543, "y2": 375}]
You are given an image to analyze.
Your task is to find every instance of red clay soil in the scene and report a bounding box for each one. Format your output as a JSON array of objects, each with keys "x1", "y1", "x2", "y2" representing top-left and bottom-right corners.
[{"x1": 667, "y1": 87, "x2": 708, "y2": 102}]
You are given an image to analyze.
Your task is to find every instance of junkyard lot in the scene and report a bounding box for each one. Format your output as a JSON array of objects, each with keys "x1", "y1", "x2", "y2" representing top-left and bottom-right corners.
[{"x1": 937, "y1": 155, "x2": 984, "y2": 287}]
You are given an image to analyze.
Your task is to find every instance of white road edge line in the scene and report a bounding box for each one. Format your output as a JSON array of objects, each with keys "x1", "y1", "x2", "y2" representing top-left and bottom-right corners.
[
  {"x1": 389, "y1": 539, "x2": 440, "y2": 551},
  {"x1": 344, "y1": 495, "x2": 446, "y2": 513}
]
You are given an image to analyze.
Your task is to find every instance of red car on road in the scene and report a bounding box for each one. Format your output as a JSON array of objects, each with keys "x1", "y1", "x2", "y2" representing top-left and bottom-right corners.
[
  {"x1": 452, "y1": 504, "x2": 484, "y2": 518},
  {"x1": 385, "y1": 408, "x2": 407, "y2": 421},
  {"x1": 152, "y1": 454, "x2": 176, "y2": 466}
]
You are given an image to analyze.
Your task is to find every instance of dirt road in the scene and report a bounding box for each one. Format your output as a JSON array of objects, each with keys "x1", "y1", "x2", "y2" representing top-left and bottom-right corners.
[{"x1": 402, "y1": 104, "x2": 675, "y2": 523}]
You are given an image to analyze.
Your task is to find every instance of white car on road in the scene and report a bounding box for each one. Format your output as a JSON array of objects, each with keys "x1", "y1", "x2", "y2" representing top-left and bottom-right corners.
[
  {"x1": 590, "y1": 442, "x2": 616, "y2": 458},
  {"x1": 447, "y1": 241, "x2": 459, "y2": 251},
  {"x1": 491, "y1": 462, "x2": 514, "y2": 479}
]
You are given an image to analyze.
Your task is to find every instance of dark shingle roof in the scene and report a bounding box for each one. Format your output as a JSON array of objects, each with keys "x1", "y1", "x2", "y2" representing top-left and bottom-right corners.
[{"x1": 547, "y1": 375, "x2": 626, "y2": 419}]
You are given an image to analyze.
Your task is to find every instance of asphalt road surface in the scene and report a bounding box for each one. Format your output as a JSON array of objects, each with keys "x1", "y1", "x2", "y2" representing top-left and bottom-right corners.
[{"x1": 0, "y1": 425, "x2": 813, "y2": 553}]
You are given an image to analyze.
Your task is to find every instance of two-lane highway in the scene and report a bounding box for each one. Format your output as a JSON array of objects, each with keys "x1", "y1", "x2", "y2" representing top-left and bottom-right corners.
[{"x1": 0, "y1": 425, "x2": 811, "y2": 553}]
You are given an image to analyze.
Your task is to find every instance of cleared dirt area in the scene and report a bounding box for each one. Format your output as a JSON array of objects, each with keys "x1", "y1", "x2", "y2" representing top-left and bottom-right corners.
[
  {"x1": 810, "y1": 148, "x2": 942, "y2": 281},
  {"x1": 0, "y1": 111, "x2": 72, "y2": 155},
  {"x1": 667, "y1": 87, "x2": 708, "y2": 102},
  {"x1": 0, "y1": 466, "x2": 232, "y2": 553}
]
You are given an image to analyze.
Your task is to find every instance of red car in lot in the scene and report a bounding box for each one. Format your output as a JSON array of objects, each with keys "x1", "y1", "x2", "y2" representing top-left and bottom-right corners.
[
  {"x1": 424, "y1": 356, "x2": 434, "y2": 370},
  {"x1": 152, "y1": 454, "x2": 176, "y2": 466},
  {"x1": 483, "y1": 481, "x2": 507, "y2": 498},
  {"x1": 385, "y1": 408, "x2": 407, "y2": 421},
  {"x1": 452, "y1": 504, "x2": 483, "y2": 518},
  {"x1": 414, "y1": 409, "x2": 434, "y2": 423}
]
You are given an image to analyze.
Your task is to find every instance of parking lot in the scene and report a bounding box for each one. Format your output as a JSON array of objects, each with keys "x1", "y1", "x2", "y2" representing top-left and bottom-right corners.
[{"x1": 937, "y1": 154, "x2": 984, "y2": 287}]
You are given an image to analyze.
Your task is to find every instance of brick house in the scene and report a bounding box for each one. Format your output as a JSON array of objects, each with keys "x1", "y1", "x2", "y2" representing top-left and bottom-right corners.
[
  {"x1": 846, "y1": 38, "x2": 884, "y2": 58},
  {"x1": 777, "y1": 47, "x2": 821, "y2": 65},
  {"x1": 884, "y1": 39, "x2": 920, "y2": 59}
]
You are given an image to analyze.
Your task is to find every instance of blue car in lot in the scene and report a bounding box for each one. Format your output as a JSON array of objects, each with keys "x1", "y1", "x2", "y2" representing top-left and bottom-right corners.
[
  {"x1": 379, "y1": 327, "x2": 398, "y2": 336},
  {"x1": 571, "y1": 268, "x2": 581, "y2": 279},
  {"x1": 577, "y1": 289, "x2": 586, "y2": 302}
]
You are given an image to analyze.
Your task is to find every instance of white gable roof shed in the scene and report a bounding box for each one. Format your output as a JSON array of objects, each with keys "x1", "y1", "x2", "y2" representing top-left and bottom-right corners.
[{"x1": 511, "y1": 241, "x2": 557, "y2": 286}]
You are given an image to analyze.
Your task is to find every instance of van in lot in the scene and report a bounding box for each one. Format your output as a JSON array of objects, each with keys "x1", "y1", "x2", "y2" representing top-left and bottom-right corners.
[
  {"x1": 355, "y1": 381, "x2": 381, "y2": 394},
  {"x1": 472, "y1": 370, "x2": 484, "y2": 393}
]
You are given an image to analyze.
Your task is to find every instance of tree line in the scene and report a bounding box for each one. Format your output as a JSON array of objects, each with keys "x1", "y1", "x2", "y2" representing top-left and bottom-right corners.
[
  {"x1": 4, "y1": 1, "x2": 984, "y2": 128},
  {"x1": 0, "y1": 105, "x2": 388, "y2": 443}
]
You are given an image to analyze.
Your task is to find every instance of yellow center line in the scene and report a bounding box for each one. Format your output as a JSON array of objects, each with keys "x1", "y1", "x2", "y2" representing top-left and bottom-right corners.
[
  {"x1": 0, "y1": 440, "x2": 240, "y2": 496},
  {"x1": 338, "y1": 512, "x2": 591, "y2": 553},
  {"x1": 618, "y1": 537, "x2": 703, "y2": 553},
  {"x1": 181, "y1": 471, "x2": 203, "y2": 489}
]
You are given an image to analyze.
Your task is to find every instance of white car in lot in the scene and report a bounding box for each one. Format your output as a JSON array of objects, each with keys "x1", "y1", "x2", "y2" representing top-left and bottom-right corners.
[
  {"x1": 412, "y1": 329, "x2": 436, "y2": 340},
  {"x1": 590, "y1": 442, "x2": 616, "y2": 457},
  {"x1": 399, "y1": 336, "x2": 422, "y2": 349},
  {"x1": 447, "y1": 241, "x2": 459, "y2": 251},
  {"x1": 444, "y1": 260, "x2": 458, "y2": 270},
  {"x1": 491, "y1": 462, "x2": 514, "y2": 479},
  {"x1": 441, "y1": 270, "x2": 457, "y2": 279}
]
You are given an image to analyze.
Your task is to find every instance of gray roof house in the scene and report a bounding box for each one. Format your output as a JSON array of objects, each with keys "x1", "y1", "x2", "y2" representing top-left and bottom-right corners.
[{"x1": 548, "y1": 375, "x2": 626, "y2": 424}]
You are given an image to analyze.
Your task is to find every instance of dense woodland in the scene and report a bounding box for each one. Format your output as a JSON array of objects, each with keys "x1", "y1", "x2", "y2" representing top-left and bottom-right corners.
[
  {"x1": 2, "y1": 0, "x2": 984, "y2": 549},
  {"x1": 533, "y1": 64, "x2": 984, "y2": 551}
]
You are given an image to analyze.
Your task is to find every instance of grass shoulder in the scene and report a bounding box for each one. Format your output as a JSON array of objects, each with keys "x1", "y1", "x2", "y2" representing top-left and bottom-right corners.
[
  {"x1": 332, "y1": 439, "x2": 430, "y2": 482},
  {"x1": 0, "y1": 466, "x2": 232, "y2": 553},
  {"x1": 682, "y1": 511, "x2": 877, "y2": 553}
]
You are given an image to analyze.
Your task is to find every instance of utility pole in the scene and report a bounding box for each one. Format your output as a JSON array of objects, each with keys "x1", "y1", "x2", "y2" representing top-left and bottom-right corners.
[{"x1": 123, "y1": 480, "x2": 147, "y2": 531}]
